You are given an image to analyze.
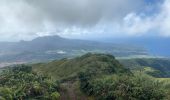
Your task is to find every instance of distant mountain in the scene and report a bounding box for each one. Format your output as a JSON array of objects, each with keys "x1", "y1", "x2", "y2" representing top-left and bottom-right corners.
[{"x1": 0, "y1": 35, "x2": 147, "y2": 63}]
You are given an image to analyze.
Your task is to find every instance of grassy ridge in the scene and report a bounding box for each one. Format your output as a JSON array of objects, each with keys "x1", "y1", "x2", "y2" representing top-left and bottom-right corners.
[
  {"x1": 32, "y1": 53, "x2": 170, "y2": 99},
  {"x1": 33, "y1": 53, "x2": 129, "y2": 81},
  {"x1": 32, "y1": 53, "x2": 130, "y2": 99},
  {"x1": 1, "y1": 53, "x2": 169, "y2": 99}
]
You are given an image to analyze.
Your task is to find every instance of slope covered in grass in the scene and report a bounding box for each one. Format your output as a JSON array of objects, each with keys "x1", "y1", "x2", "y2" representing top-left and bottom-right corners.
[
  {"x1": 1, "y1": 53, "x2": 170, "y2": 100},
  {"x1": 119, "y1": 58, "x2": 170, "y2": 77},
  {"x1": 33, "y1": 53, "x2": 129, "y2": 81}
]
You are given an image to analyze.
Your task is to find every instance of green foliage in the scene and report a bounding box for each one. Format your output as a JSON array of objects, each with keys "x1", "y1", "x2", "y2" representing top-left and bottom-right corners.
[
  {"x1": 33, "y1": 53, "x2": 130, "y2": 81},
  {"x1": 50, "y1": 92, "x2": 60, "y2": 100},
  {"x1": 0, "y1": 65, "x2": 60, "y2": 100},
  {"x1": 79, "y1": 72, "x2": 166, "y2": 100},
  {"x1": 119, "y1": 58, "x2": 170, "y2": 77},
  {"x1": 0, "y1": 87, "x2": 13, "y2": 100},
  {"x1": 156, "y1": 78, "x2": 170, "y2": 99},
  {"x1": 1, "y1": 54, "x2": 169, "y2": 99}
]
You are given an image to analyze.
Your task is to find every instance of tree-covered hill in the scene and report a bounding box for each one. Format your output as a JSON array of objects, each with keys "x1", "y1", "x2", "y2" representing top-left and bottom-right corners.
[
  {"x1": 32, "y1": 53, "x2": 170, "y2": 99},
  {"x1": 1, "y1": 53, "x2": 170, "y2": 100},
  {"x1": 119, "y1": 58, "x2": 170, "y2": 77},
  {"x1": 33, "y1": 53, "x2": 129, "y2": 81}
]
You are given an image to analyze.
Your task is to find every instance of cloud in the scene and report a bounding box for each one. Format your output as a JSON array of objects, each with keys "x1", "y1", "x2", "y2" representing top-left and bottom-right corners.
[
  {"x1": 0, "y1": 0, "x2": 169, "y2": 41},
  {"x1": 158, "y1": 0, "x2": 170, "y2": 36},
  {"x1": 25, "y1": 0, "x2": 144, "y2": 26},
  {"x1": 121, "y1": 13, "x2": 157, "y2": 36},
  {"x1": 121, "y1": 0, "x2": 170, "y2": 37},
  {"x1": 0, "y1": 0, "x2": 145, "y2": 41}
]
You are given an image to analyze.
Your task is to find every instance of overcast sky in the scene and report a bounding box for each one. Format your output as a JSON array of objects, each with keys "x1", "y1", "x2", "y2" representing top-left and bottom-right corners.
[{"x1": 0, "y1": 0, "x2": 169, "y2": 41}]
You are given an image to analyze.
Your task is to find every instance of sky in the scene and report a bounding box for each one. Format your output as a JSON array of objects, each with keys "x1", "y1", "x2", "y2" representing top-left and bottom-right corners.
[{"x1": 0, "y1": 0, "x2": 169, "y2": 41}]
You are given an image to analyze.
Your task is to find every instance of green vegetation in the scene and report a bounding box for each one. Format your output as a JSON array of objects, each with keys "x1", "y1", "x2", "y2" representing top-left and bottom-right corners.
[
  {"x1": 33, "y1": 53, "x2": 129, "y2": 81},
  {"x1": 0, "y1": 65, "x2": 60, "y2": 100},
  {"x1": 79, "y1": 70, "x2": 166, "y2": 100},
  {"x1": 1, "y1": 53, "x2": 170, "y2": 100},
  {"x1": 119, "y1": 58, "x2": 170, "y2": 77},
  {"x1": 32, "y1": 53, "x2": 170, "y2": 99}
]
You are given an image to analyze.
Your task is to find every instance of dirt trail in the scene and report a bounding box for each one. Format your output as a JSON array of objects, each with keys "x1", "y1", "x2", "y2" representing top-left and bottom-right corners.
[{"x1": 59, "y1": 82, "x2": 89, "y2": 100}]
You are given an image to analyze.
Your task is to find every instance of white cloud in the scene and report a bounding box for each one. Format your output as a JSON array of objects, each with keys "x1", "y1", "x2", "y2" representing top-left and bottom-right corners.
[
  {"x1": 120, "y1": 0, "x2": 170, "y2": 37},
  {"x1": 0, "y1": 0, "x2": 144, "y2": 41},
  {"x1": 121, "y1": 13, "x2": 157, "y2": 36},
  {"x1": 158, "y1": 0, "x2": 170, "y2": 36},
  {"x1": 0, "y1": 0, "x2": 170, "y2": 41}
]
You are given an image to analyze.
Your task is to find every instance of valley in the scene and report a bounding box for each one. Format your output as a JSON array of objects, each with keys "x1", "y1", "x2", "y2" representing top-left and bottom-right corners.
[{"x1": 0, "y1": 35, "x2": 149, "y2": 64}]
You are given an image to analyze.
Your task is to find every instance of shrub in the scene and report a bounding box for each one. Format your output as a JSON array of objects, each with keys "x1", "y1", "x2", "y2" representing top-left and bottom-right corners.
[
  {"x1": 79, "y1": 73, "x2": 166, "y2": 100},
  {"x1": 0, "y1": 65, "x2": 60, "y2": 100},
  {"x1": 51, "y1": 92, "x2": 60, "y2": 100}
]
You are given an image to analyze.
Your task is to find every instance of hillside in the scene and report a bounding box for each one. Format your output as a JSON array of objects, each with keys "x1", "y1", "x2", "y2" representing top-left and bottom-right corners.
[
  {"x1": 33, "y1": 53, "x2": 129, "y2": 81},
  {"x1": 1, "y1": 53, "x2": 170, "y2": 100},
  {"x1": 0, "y1": 35, "x2": 147, "y2": 63},
  {"x1": 32, "y1": 53, "x2": 170, "y2": 99},
  {"x1": 119, "y1": 58, "x2": 170, "y2": 77},
  {"x1": 32, "y1": 53, "x2": 170, "y2": 79}
]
